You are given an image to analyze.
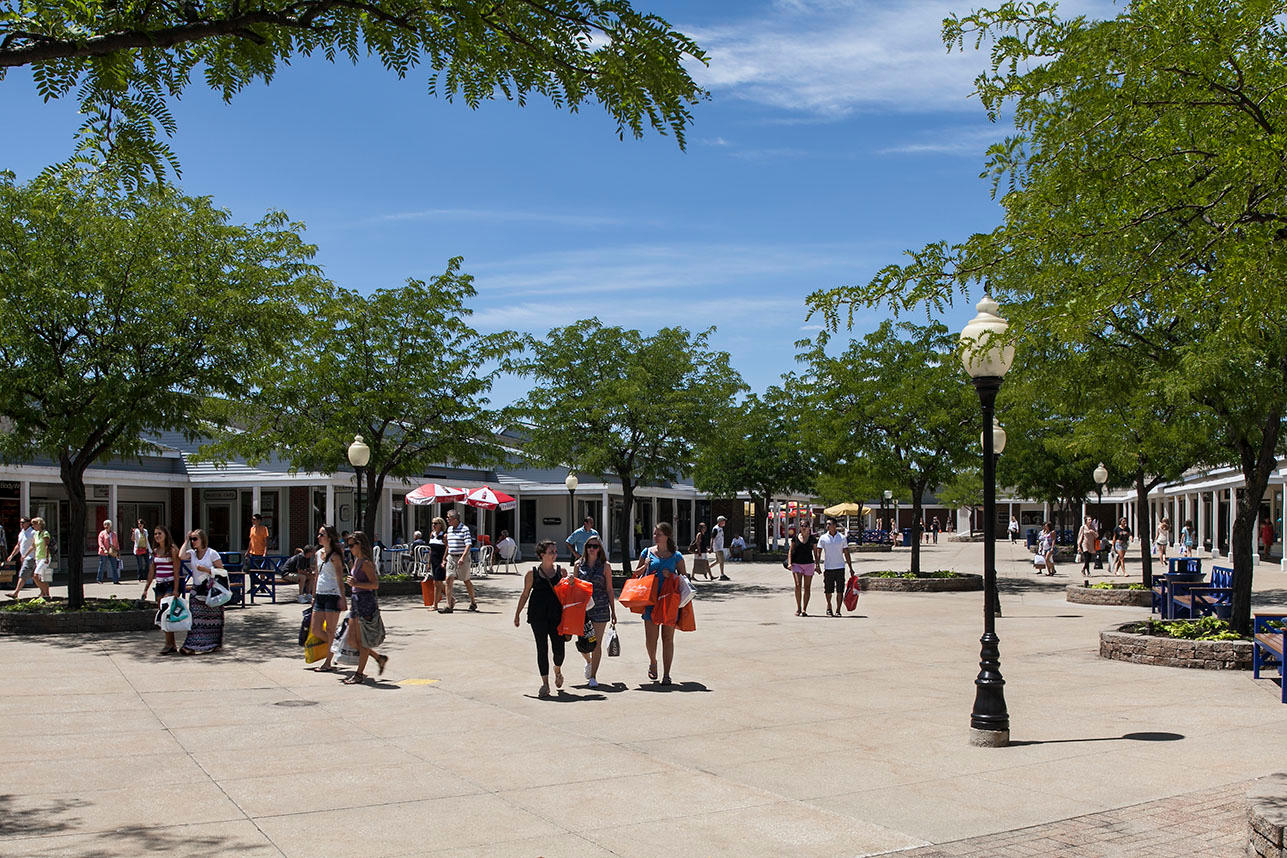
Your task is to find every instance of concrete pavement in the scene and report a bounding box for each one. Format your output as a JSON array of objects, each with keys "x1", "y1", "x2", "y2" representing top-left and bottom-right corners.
[{"x1": 1, "y1": 539, "x2": 1284, "y2": 856}]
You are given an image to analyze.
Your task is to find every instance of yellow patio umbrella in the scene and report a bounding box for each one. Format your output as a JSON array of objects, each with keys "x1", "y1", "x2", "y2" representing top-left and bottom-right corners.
[{"x1": 824, "y1": 502, "x2": 870, "y2": 517}]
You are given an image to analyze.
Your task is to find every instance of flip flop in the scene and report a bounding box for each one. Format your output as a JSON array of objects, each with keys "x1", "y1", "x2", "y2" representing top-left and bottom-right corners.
[
  {"x1": 376, "y1": 655, "x2": 388, "y2": 676},
  {"x1": 342, "y1": 673, "x2": 367, "y2": 685},
  {"x1": 648, "y1": 663, "x2": 658, "y2": 681},
  {"x1": 312, "y1": 665, "x2": 337, "y2": 672}
]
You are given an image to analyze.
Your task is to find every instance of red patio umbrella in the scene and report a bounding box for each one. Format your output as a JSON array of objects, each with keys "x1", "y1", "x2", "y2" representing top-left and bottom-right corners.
[
  {"x1": 405, "y1": 483, "x2": 467, "y2": 505},
  {"x1": 463, "y1": 485, "x2": 516, "y2": 511}
]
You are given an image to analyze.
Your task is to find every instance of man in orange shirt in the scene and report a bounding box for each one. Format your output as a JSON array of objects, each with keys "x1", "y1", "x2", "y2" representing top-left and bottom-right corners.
[{"x1": 246, "y1": 513, "x2": 270, "y2": 573}]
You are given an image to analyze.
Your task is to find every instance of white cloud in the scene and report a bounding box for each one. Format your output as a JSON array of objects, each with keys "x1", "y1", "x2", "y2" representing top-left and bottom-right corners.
[
  {"x1": 876, "y1": 124, "x2": 1008, "y2": 155},
  {"x1": 686, "y1": 0, "x2": 1120, "y2": 117},
  {"x1": 374, "y1": 208, "x2": 622, "y2": 228}
]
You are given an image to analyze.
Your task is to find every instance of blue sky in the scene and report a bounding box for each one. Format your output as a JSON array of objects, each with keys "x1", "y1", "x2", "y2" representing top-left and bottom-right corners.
[{"x1": 0, "y1": 0, "x2": 1113, "y2": 406}]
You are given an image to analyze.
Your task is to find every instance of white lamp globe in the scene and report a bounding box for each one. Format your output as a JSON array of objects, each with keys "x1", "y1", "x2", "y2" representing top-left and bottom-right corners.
[
  {"x1": 347, "y1": 435, "x2": 371, "y2": 468},
  {"x1": 960, "y1": 295, "x2": 1015, "y2": 379}
]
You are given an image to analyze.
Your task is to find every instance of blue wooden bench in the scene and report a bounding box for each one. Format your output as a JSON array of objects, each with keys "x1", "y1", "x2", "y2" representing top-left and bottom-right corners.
[
  {"x1": 181, "y1": 552, "x2": 246, "y2": 607},
  {"x1": 1252, "y1": 612, "x2": 1287, "y2": 703},
  {"x1": 1151, "y1": 558, "x2": 1203, "y2": 618},
  {"x1": 247, "y1": 554, "x2": 287, "y2": 604},
  {"x1": 1170, "y1": 566, "x2": 1233, "y2": 620}
]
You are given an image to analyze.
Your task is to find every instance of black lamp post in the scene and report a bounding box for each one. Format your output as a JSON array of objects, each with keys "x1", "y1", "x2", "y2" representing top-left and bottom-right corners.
[
  {"x1": 882, "y1": 490, "x2": 892, "y2": 539},
  {"x1": 980, "y1": 417, "x2": 1007, "y2": 616},
  {"x1": 1094, "y1": 462, "x2": 1108, "y2": 571},
  {"x1": 348, "y1": 435, "x2": 370, "y2": 533},
  {"x1": 960, "y1": 295, "x2": 1014, "y2": 747}
]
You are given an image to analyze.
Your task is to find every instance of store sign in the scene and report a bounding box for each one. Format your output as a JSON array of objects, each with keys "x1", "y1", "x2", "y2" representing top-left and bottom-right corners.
[
  {"x1": 542, "y1": 517, "x2": 562, "y2": 526},
  {"x1": 92, "y1": 486, "x2": 109, "y2": 499},
  {"x1": 204, "y1": 489, "x2": 238, "y2": 502}
]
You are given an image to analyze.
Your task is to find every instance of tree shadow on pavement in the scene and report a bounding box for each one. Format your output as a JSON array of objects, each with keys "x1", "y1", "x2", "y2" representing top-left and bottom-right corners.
[
  {"x1": 684, "y1": 582, "x2": 780, "y2": 603},
  {"x1": 997, "y1": 576, "x2": 1073, "y2": 595},
  {"x1": 0, "y1": 794, "x2": 87, "y2": 838}
]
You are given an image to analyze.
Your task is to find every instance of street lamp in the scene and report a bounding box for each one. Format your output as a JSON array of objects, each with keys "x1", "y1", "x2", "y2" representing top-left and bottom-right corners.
[
  {"x1": 960, "y1": 294, "x2": 1015, "y2": 748},
  {"x1": 347, "y1": 435, "x2": 370, "y2": 533},
  {"x1": 1093, "y1": 462, "x2": 1109, "y2": 571},
  {"x1": 882, "y1": 490, "x2": 893, "y2": 538},
  {"x1": 979, "y1": 417, "x2": 1006, "y2": 568},
  {"x1": 564, "y1": 473, "x2": 579, "y2": 546}
]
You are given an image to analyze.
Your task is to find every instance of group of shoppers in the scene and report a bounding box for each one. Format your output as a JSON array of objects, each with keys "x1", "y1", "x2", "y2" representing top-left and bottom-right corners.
[
  {"x1": 5, "y1": 516, "x2": 54, "y2": 599},
  {"x1": 784, "y1": 518, "x2": 855, "y2": 616}
]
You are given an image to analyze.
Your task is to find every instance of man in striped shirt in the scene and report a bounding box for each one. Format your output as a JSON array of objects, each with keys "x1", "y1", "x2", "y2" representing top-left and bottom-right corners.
[{"x1": 444, "y1": 509, "x2": 477, "y2": 613}]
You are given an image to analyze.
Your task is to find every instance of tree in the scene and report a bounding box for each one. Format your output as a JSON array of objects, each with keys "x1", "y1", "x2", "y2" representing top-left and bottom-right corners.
[
  {"x1": 0, "y1": 170, "x2": 318, "y2": 608},
  {"x1": 691, "y1": 386, "x2": 817, "y2": 551},
  {"x1": 1, "y1": 0, "x2": 706, "y2": 181},
  {"x1": 799, "y1": 320, "x2": 977, "y2": 575},
  {"x1": 806, "y1": 0, "x2": 1287, "y2": 633},
  {"x1": 513, "y1": 319, "x2": 744, "y2": 561},
  {"x1": 212, "y1": 259, "x2": 513, "y2": 535},
  {"x1": 937, "y1": 468, "x2": 981, "y2": 530}
]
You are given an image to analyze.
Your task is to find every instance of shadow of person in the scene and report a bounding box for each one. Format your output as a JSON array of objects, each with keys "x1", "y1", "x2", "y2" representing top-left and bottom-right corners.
[{"x1": 636, "y1": 681, "x2": 711, "y2": 693}]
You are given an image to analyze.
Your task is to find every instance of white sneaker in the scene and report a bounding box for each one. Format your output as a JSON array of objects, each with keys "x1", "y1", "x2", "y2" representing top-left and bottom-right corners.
[
  {"x1": 298, "y1": 594, "x2": 311, "y2": 604},
  {"x1": 584, "y1": 662, "x2": 592, "y2": 679},
  {"x1": 587, "y1": 677, "x2": 598, "y2": 688}
]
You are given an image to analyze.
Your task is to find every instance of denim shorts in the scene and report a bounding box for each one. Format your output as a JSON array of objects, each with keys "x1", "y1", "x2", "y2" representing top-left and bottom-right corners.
[{"x1": 312, "y1": 593, "x2": 341, "y2": 613}]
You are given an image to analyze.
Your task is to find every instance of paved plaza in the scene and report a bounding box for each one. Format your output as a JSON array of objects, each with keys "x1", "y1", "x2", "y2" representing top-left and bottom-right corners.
[{"x1": 2, "y1": 540, "x2": 1285, "y2": 856}]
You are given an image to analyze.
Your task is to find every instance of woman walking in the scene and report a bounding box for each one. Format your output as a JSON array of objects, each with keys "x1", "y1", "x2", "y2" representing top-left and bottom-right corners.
[
  {"x1": 179, "y1": 529, "x2": 225, "y2": 655},
  {"x1": 688, "y1": 522, "x2": 713, "y2": 580},
  {"x1": 513, "y1": 539, "x2": 566, "y2": 698},
  {"x1": 574, "y1": 537, "x2": 616, "y2": 688},
  {"x1": 309, "y1": 525, "x2": 347, "y2": 672},
  {"x1": 1008, "y1": 516, "x2": 1020, "y2": 544},
  {"x1": 142, "y1": 526, "x2": 183, "y2": 654},
  {"x1": 787, "y1": 522, "x2": 819, "y2": 616},
  {"x1": 1180, "y1": 520, "x2": 1196, "y2": 557},
  {"x1": 1077, "y1": 516, "x2": 1098, "y2": 579},
  {"x1": 23, "y1": 517, "x2": 53, "y2": 599},
  {"x1": 1037, "y1": 521, "x2": 1057, "y2": 576},
  {"x1": 428, "y1": 516, "x2": 448, "y2": 611},
  {"x1": 633, "y1": 522, "x2": 688, "y2": 685},
  {"x1": 1112, "y1": 517, "x2": 1132, "y2": 576},
  {"x1": 132, "y1": 519, "x2": 150, "y2": 582},
  {"x1": 342, "y1": 531, "x2": 387, "y2": 684},
  {"x1": 1155, "y1": 518, "x2": 1171, "y2": 565}
]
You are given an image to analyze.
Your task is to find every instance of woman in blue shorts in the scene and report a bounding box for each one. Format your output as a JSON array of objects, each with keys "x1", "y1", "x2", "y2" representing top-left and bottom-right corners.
[{"x1": 633, "y1": 523, "x2": 687, "y2": 685}]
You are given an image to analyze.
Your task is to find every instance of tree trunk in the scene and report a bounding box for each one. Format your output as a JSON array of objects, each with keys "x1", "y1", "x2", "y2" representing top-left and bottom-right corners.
[
  {"x1": 617, "y1": 476, "x2": 635, "y2": 564},
  {"x1": 751, "y1": 492, "x2": 769, "y2": 552},
  {"x1": 1135, "y1": 471, "x2": 1153, "y2": 588},
  {"x1": 1229, "y1": 422, "x2": 1283, "y2": 635},
  {"x1": 365, "y1": 468, "x2": 386, "y2": 538},
  {"x1": 908, "y1": 487, "x2": 924, "y2": 576},
  {"x1": 59, "y1": 454, "x2": 88, "y2": 610}
]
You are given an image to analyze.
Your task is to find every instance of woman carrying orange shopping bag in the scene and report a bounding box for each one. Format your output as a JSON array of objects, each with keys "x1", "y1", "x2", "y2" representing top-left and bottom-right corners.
[
  {"x1": 631, "y1": 522, "x2": 688, "y2": 686},
  {"x1": 514, "y1": 540, "x2": 568, "y2": 698}
]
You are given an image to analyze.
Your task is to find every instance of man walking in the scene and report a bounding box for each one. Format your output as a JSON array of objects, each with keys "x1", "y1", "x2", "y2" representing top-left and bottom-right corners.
[
  {"x1": 817, "y1": 518, "x2": 854, "y2": 616},
  {"x1": 444, "y1": 509, "x2": 477, "y2": 613},
  {"x1": 6, "y1": 517, "x2": 35, "y2": 599},
  {"x1": 565, "y1": 516, "x2": 599, "y2": 564},
  {"x1": 709, "y1": 515, "x2": 731, "y2": 580},
  {"x1": 245, "y1": 513, "x2": 270, "y2": 574},
  {"x1": 97, "y1": 519, "x2": 120, "y2": 584}
]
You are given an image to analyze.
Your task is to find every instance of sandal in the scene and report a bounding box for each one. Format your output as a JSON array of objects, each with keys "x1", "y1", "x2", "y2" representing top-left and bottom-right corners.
[
  {"x1": 342, "y1": 673, "x2": 367, "y2": 685},
  {"x1": 795, "y1": 610, "x2": 802, "y2": 616},
  {"x1": 158, "y1": 647, "x2": 177, "y2": 655},
  {"x1": 538, "y1": 685, "x2": 550, "y2": 699},
  {"x1": 648, "y1": 663, "x2": 658, "y2": 681},
  {"x1": 826, "y1": 609, "x2": 834, "y2": 617},
  {"x1": 661, "y1": 676, "x2": 672, "y2": 686},
  {"x1": 554, "y1": 668, "x2": 563, "y2": 689},
  {"x1": 312, "y1": 664, "x2": 337, "y2": 672},
  {"x1": 376, "y1": 654, "x2": 388, "y2": 676}
]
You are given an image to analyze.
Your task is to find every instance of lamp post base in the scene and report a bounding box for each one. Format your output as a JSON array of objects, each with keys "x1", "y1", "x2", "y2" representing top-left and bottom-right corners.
[{"x1": 968, "y1": 727, "x2": 1010, "y2": 748}]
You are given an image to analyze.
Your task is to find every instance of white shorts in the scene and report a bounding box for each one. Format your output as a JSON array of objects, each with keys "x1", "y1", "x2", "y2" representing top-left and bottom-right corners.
[
  {"x1": 446, "y1": 555, "x2": 471, "y2": 582},
  {"x1": 35, "y1": 560, "x2": 52, "y2": 581}
]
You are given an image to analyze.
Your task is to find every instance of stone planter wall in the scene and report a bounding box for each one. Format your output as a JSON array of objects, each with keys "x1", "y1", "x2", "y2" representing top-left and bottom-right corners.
[
  {"x1": 1065, "y1": 584, "x2": 1152, "y2": 608},
  {"x1": 1249, "y1": 773, "x2": 1287, "y2": 858},
  {"x1": 850, "y1": 544, "x2": 894, "y2": 553},
  {"x1": 1099, "y1": 623, "x2": 1253, "y2": 670},
  {"x1": 0, "y1": 607, "x2": 156, "y2": 635},
  {"x1": 377, "y1": 579, "x2": 431, "y2": 597},
  {"x1": 857, "y1": 573, "x2": 982, "y2": 592}
]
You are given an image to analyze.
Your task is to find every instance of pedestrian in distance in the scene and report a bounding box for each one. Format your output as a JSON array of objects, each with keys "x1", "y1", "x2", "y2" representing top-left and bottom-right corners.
[
  {"x1": 342, "y1": 531, "x2": 388, "y2": 684},
  {"x1": 96, "y1": 519, "x2": 120, "y2": 584},
  {"x1": 309, "y1": 526, "x2": 347, "y2": 672},
  {"x1": 132, "y1": 519, "x2": 150, "y2": 581},
  {"x1": 634, "y1": 522, "x2": 687, "y2": 686},
  {"x1": 709, "y1": 515, "x2": 731, "y2": 580},
  {"x1": 514, "y1": 539, "x2": 567, "y2": 698},
  {"x1": 245, "y1": 513, "x2": 270, "y2": 577},
  {"x1": 817, "y1": 518, "x2": 853, "y2": 617},
  {"x1": 786, "y1": 522, "x2": 819, "y2": 616},
  {"x1": 1077, "y1": 515, "x2": 1098, "y2": 580},
  {"x1": 1155, "y1": 518, "x2": 1171, "y2": 564},
  {"x1": 1037, "y1": 521, "x2": 1057, "y2": 576},
  {"x1": 428, "y1": 517, "x2": 449, "y2": 610},
  {"x1": 143, "y1": 525, "x2": 183, "y2": 654},
  {"x1": 443, "y1": 509, "x2": 477, "y2": 613},
  {"x1": 1261, "y1": 518, "x2": 1277, "y2": 560},
  {"x1": 282, "y1": 545, "x2": 316, "y2": 603},
  {"x1": 178, "y1": 529, "x2": 225, "y2": 655},
  {"x1": 565, "y1": 516, "x2": 599, "y2": 566},
  {"x1": 6, "y1": 516, "x2": 36, "y2": 600},
  {"x1": 1008, "y1": 516, "x2": 1019, "y2": 544},
  {"x1": 1112, "y1": 517, "x2": 1132, "y2": 576},
  {"x1": 931, "y1": 516, "x2": 940, "y2": 544},
  {"x1": 1180, "y1": 520, "x2": 1196, "y2": 557},
  {"x1": 688, "y1": 522, "x2": 713, "y2": 580},
  {"x1": 730, "y1": 534, "x2": 746, "y2": 561},
  {"x1": 27, "y1": 516, "x2": 54, "y2": 598},
  {"x1": 573, "y1": 536, "x2": 616, "y2": 688}
]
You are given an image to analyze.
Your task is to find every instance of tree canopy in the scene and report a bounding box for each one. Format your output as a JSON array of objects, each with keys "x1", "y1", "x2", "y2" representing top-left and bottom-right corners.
[
  {"x1": 513, "y1": 319, "x2": 743, "y2": 560},
  {"x1": 2, "y1": 0, "x2": 707, "y2": 180},
  {"x1": 213, "y1": 259, "x2": 514, "y2": 535},
  {"x1": 0, "y1": 169, "x2": 319, "y2": 606}
]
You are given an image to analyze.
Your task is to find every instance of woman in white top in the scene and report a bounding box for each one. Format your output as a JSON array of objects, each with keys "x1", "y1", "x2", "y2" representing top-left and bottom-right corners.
[
  {"x1": 309, "y1": 525, "x2": 347, "y2": 672},
  {"x1": 178, "y1": 528, "x2": 226, "y2": 655},
  {"x1": 1155, "y1": 518, "x2": 1171, "y2": 564},
  {"x1": 1008, "y1": 516, "x2": 1020, "y2": 544},
  {"x1": 144, "y1": 526, "x2": 183, "y2": 654}
]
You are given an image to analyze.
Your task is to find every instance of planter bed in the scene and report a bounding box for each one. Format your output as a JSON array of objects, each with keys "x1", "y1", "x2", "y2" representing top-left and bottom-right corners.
[
  {"x1": 0, "y1": 598, "x2": 156, "y2": 635},
  {"x1": 857, "y1": 572, "x2": 982, "y2": 592},
  {"x1": 1066, "y1": 583, "x2": 1152, "y2": 608},
  {"x1": 850, "y1": 544, "x2": 893, "y2": 553},
  {"x1": 1099, "y1": 621, "x2": 1253, "y2": 670}
]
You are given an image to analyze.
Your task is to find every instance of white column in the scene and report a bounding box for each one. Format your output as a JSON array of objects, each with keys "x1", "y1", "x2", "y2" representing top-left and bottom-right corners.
[
  {"x1": 1080, "y1": 502, "x2": 1086, "y2": 523},
  {"x1": 1042, "y1": 501, "x2": 1049, "y2": 523},
  {"x1": 626, "y1": 503, "x2": 636, "y2": 558},
  {"x1": 325, "y1": 483, "x2": 335, "y2": 528},
  {"x1": 108, "y1": 483, "x2": 119, "y2": 529},
  {"x1": 183, "y1": 487, "x2": 194, "y2": 535},
  {"x1": 688, "y1": 496, "x2": 695, "y2": 547},
  {"x1": 251, "y1": 485, "x2": 262, "y2": 515},
  {"x1": 1229, "y1": 487, "x2": 1236, "y2": 559},
  {"x1": 599, "y1": 489, "x2": 609, "y2": 556},
  {"x1": 19, "y1": 480, "x2": 30, "y2": 517},
  {"x1": 383, "y1": 486, "x2": 394, "y2": 543}
]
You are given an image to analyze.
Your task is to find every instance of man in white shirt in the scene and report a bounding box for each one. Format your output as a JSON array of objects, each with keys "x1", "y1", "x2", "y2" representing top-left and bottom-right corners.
[
  {"x1": 6, "y1": 517, "x2": 35, "y2": 599},
  {"x1": 444, "y1": 509, "x2": 476, "y2": 613},
  {"x1": 709, "y1": 515, "x2": 731, "y2": 581},
  {"x1": 817, "y1": 518, "x2": 854, "y2": 617}
]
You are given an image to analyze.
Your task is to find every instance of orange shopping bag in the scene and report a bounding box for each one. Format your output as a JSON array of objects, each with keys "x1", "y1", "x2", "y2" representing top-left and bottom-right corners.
[
  {"x1": 618, "y1": 575, "x2": 657, "y2": 610},
  {"x1": 677, "y1": 601, "x2": 696, "y2": 632},
  {"x1": 555, "y1": 576, "x2": 594, "y2": 637},
  {"x1": 652, "y1": 575, "x2": 680, "y2": 626}
]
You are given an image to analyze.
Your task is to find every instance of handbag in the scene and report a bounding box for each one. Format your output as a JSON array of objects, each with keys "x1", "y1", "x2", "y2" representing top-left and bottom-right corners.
[
  {"x1": 604, "y1": 623, "x2": 619, "y2": 657},
  {"x1": 652, "y1": 575, "x2": 680, "y2": 626},
  {"x1": 618, "y1": 575, "x2": 656, "y2": 609},
  {"x1": 303, "y1": 632, "x2": 329, "y2": 663},
  {"x1": 677, "y1": 574, "x2": 694, "y2": 608},
  {"x1": 676, "y1": 601, "x2": 696, "y2": 632},
  {"x1": 575, "y1": 617, "x2": 598, "y2": 653},
  {"x1": 555, "y1": 576, "x2": 594, "y2": 638},
  {"x1": 155, "y1": 596, "x2": 171, "y2": 628},
  {"x1": 298, "y1": 607, "x2": 312, "y2": 647},
  {"x1": 206, "y1": 577, "x2": 233, "y2": 608},
  {"x1": 330, "y1": 613, "x2": 360, "y2": 665},
  {"x1": 161, "y1": 595, "x2": 192, "y2": 632},
  {"x1": 843, "y1": 573, "x2": 861, "y2": 612}
]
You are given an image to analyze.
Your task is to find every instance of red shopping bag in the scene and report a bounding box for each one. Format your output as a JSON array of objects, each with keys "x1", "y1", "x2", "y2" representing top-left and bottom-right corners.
[
  {"x1": 555, "y1": 576, "x2": 594, "y2": 637},
  {"x1": 677, "y1": 600, "x2": 696, "y2": 632},
  {"x1": 618, "y1": 575, "x2": 657, "y2": 610},
  {"x1": 843, "y1": 573, "x2": 861, "y2": 612},
  {"x1": 652, "y1": 575, "x2": 680, "y2": 626}
]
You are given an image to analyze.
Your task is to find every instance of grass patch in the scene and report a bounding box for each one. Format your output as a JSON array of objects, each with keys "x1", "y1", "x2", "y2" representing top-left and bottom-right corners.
[
  {"x1": 0, "y1": 596, "x2": 142, "y2": 614},
  {"x1": 380, "y1": 573, "x2": 418, "y2": 582},
  {"x1": 1088, "y1": 582, "x2": 1147, "y2": 591},
  {"x1": 866, "y1": 569, "x2": 962, "y2": 579}
]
